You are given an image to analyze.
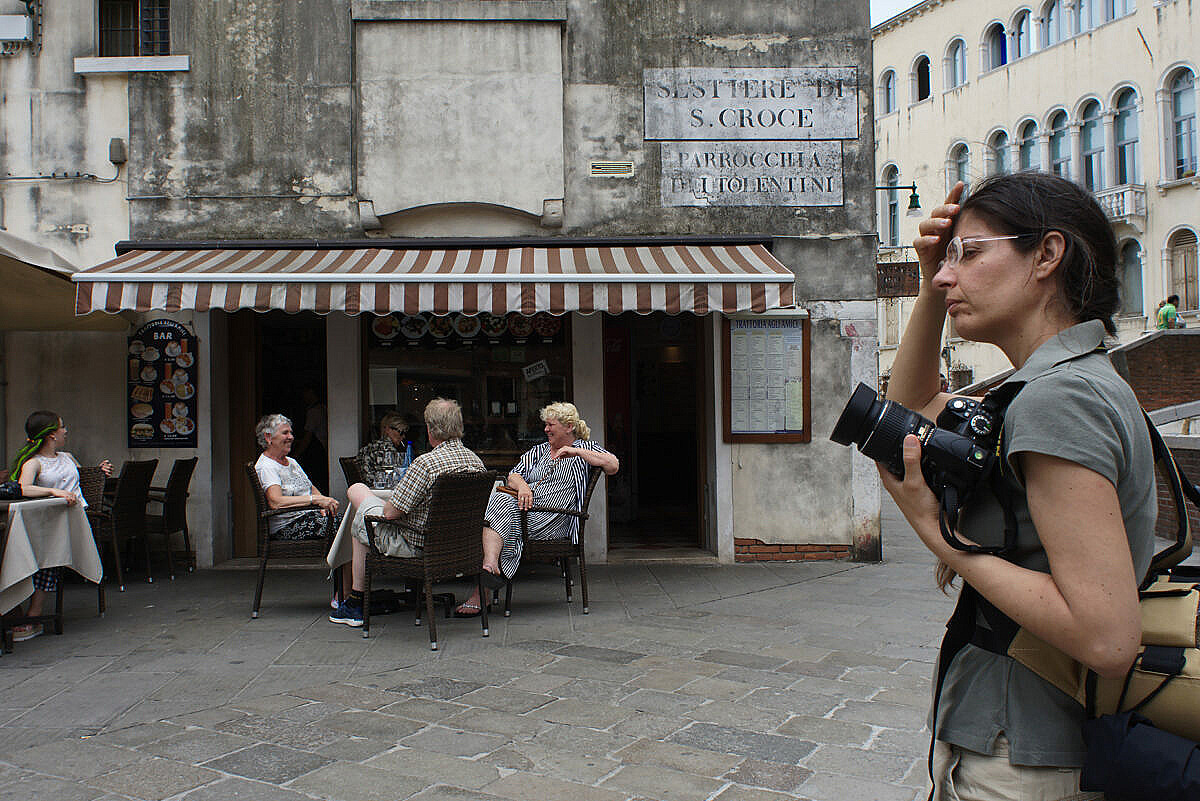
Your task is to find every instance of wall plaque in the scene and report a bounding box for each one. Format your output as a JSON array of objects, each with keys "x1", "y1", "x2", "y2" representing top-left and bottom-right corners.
[
  {"x1": 644, "y1": 67, "x2": 858, "y2": 141},
  {"x1": 660, "y1": 141, "x2": 842, "y2": 206}
]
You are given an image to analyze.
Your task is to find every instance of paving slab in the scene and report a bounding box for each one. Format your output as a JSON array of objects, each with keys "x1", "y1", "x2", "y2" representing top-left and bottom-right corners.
[{"x1": 201, "y1": 742, "x2": 334, "y2": 784}]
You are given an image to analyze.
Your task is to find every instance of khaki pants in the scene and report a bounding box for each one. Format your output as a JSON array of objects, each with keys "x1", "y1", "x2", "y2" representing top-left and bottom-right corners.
[
  {"x1": 932, "y1": 735, "x2": 1102, "y2": 801},
  {"x1": 351, "y1": 496, "x2": 421, "y2": 558}
]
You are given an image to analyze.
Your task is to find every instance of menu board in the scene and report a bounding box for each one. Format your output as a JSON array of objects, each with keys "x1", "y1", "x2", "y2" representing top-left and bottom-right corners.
[
  {"x1": 723, "y1": 317, "x2": 810, "y2": 443},
  {"x1": 127, "y1": 319, "x2": 198, "y2": 448}
]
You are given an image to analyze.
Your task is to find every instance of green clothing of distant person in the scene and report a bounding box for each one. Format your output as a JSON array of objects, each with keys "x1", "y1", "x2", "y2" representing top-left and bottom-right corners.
[{"x1": 1156, "y1": 295, "x2": 1180, "y2": 329}]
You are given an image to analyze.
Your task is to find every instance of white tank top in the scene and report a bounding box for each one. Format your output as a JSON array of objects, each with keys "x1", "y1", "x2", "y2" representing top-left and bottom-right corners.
[{"x1": 33, "y1": 452, "x2": 86, "y2": 508}]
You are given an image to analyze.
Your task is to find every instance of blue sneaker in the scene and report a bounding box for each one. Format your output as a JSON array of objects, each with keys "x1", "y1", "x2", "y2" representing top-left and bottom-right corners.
[{"x1": 329, "y1": 601, "x2": 363, "y2": 627}]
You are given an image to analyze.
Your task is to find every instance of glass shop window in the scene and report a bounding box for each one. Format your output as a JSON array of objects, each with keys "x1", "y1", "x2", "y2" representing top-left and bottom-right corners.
[{"x1": 364, "y1": 313, "x2": 573, "y2": 472}]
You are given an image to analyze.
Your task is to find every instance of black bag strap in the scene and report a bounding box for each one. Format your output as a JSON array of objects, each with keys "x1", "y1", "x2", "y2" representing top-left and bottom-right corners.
[
  {"x1": 1143, "y1": 411, "x2": 1199, "y2": 580},
  {"x1": 927, "y1": 583, "x2": 982, "y2": 800}
]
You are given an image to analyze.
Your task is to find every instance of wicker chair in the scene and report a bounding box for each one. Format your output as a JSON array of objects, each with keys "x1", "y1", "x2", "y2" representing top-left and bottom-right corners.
[
  {"x1": 339, "y1": 456, "x2": 366, "y2": 488},
  {"x1": 145, "y1": 457, "x2": 198, "y2": 578},
  {"x1": 245, "y1": 463, "x2": 338, "y2": 618},
  {"x1": 502, "y1": 466, "x2": 604, "y2": 617},
  {"x1": 86, "y1": 459, "x2": 158, "y2": 593},
  {"x1": 362, "y1": 470, "x2": 496, "y2": 650}
]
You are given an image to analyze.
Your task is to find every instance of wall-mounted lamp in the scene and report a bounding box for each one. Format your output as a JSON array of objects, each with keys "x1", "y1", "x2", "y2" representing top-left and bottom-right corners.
[{"x1": 874, "y1": 183, "x2": 923, "y2": 217}]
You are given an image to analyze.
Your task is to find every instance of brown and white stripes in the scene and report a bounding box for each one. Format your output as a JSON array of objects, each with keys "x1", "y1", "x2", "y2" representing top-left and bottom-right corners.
[{"x1": 73, "y1": 244, "x2": 796, "y2": 317}]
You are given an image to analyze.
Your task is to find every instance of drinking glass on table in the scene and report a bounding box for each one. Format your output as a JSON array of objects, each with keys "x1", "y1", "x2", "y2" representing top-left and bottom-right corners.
[{"x1": 376, "y1": 451, "x2": 399, "y2": 490}]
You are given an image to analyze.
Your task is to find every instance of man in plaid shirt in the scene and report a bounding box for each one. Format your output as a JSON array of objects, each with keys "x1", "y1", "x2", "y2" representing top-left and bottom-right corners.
[{"x1": 332, "y1": 398, "x2": 485, "y2": 627}]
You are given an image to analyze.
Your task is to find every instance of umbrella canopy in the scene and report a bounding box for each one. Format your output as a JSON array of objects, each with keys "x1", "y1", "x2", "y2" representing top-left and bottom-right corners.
[{"x1": 0, "y1": 232, "x2": 128, "y2": 332}]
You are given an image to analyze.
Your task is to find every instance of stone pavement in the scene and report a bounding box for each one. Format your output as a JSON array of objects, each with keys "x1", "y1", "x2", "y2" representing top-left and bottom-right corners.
[{"x1": 0, "y1": 499, "x2": 954, "y2": 801}]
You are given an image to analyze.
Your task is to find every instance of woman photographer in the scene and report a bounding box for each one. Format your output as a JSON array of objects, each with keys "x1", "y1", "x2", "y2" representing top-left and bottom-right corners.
[{"x1": 884, "y1": 173, "x2": 1156, "y2": 800}]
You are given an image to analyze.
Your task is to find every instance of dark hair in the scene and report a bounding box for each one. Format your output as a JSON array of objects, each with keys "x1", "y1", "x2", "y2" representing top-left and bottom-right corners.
[
  {"x1": 10, "y1": 410, "x2": 61, "y2": 476},
  {"x1": 1168, "y1": 294, "x2": 1180, "y2": 305},
  {"x1": 957, "y1": 171, "x2": 1119, "y2": 335}
]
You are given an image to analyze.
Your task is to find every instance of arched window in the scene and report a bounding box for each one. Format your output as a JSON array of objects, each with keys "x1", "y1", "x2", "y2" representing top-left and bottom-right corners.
[
  {"x1": 1018, "y1": 120, "x2": 1041, "y2": 170},
  {"x1": 1114, "y1": 89, "x2": 1140, "y2": 185},
  {"x1": 1081, "y1": 100, "x2": 1104, "y2": 190},
  {"x1": 1169, "y1": 69, "x2": 1197, "y2": 179},
  {"x1": 1119, "y1": 241, "x2": 1143, "y2": 317},
  {"x1": 1012, "y1": 11, "x2": 1032, "y2": 59},
  {"x1": 946, "y1": 39, "x2": 968, "y2": 88},
  {"x1": 1168, "y1": 229, "x2": 1198, "y2": 311},
  {"x1": 989, "y1": 130, "x2": 1010, "y2": 174},
  {"x1": 984, "y1": 23, "x2": 1007, "y2": 70},
  {"x1": 879, "y1": 70, "x2": 896, "y2": 114},
  {"x1": 950, "y1": 143, "x2": 971, "y2": 191},
  {"x1": 913, "y1": 56, "x2": 931, "y2": 102},
  {"x1": 1043, "y1": 0, "x2": 1064, "y2": 47},
  {"x1": 883, "y1": 165, "x2": 901, "y2": 247},
  {"x1": 1049, "y1": 110, "x2": 1070, "y2": 177}
]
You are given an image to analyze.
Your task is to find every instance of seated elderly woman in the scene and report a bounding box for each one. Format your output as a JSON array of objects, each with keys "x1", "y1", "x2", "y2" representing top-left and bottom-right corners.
[
  {"x1": 254, "y1": 413, "x2": 340, "y2": 541},
  {"x1": 455, "y1": 402, "x2": 618, "y2": 616}
]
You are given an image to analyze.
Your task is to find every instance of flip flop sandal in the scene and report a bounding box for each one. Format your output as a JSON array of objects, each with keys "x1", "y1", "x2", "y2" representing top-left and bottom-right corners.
[{"x1": 453, "y1": 602, "x2": 482, "y2": 618}]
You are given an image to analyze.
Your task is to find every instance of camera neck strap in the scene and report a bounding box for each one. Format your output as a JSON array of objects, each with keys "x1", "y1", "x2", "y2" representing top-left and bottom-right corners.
[{"x1": 937, "y1": 381, "x2": 1026, "y2": 556}]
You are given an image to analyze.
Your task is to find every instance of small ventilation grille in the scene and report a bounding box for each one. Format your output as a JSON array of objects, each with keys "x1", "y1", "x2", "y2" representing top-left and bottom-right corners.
[{"x1": 590, "y1": 160, "x2": 635, "y2": 178}]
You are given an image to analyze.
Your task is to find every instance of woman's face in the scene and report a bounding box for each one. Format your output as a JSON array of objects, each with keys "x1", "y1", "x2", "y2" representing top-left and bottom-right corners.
[
  {"x1": 543, "y1": 416, "x2": 574, "y2": 444},
  {"x1": 932, "y1": 210, "x2": 1039, "y2": 344},
  {"x1": 48, "y1": 419, "x2": 66, "y2": 449},
  {"x1": 267, "y1": 423, "x2": 294, "y2": 454}
]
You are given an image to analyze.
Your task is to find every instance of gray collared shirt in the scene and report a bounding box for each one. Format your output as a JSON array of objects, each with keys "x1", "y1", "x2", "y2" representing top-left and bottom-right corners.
[{"x1": 936, "y1": 319, "x2": 1157, "y2": 766}]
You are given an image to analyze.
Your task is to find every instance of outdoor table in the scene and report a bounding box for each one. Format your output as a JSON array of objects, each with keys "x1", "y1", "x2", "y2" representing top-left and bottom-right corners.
[
  {"x1": 0, "y1": 497, "x2": 104, "y2": 647},
  {"x1": 1, "y1": 498, "x2": 103, "y2": 614}
]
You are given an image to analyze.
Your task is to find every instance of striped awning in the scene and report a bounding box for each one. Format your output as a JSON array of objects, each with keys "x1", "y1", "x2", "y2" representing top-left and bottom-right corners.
[{"x1": 73, "y1": 243, "x2": 795, "y2": 316}]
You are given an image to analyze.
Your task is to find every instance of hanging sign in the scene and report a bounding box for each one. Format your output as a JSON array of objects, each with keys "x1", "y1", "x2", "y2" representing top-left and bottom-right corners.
[{"x1": 127, "y1": 319, "x2": 198, "y2": 448}]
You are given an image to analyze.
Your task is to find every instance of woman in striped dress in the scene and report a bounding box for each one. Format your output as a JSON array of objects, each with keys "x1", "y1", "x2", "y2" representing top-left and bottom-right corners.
[{"x1": 454, "y1": 402, "x2": 618, "y2": 616}]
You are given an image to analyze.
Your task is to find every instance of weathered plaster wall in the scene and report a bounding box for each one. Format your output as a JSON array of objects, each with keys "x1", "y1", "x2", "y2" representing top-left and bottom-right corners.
[
  {"x1": 127, "y1": 0, "x2": 357, "y2": 239},
  {"x1": 356, "y1": 20, "x2": 565, "y2": 218},
  {"x1": 0, "y1": 1, "x2": 130, "y2": 268},
  {"x1": 562, "y1": 0, "x2": 874, "y2": 240}
]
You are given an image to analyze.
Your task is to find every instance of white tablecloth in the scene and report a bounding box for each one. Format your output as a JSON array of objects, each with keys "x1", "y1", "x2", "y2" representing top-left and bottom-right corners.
[
  {"x1": 326, "y1": 489, "x2": 390, "y2": 570},
  {"x1": 1, "y1": 498, "x2": 103, "y2": 614}
]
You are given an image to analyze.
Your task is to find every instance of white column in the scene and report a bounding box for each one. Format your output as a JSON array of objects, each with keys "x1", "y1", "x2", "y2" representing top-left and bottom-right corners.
[
  {"x1": 1103, "y1": 109, "x2": 1119, "y2": 187},
  {"x1": 1040, "y1": 132, "x2": 1053, "y2": 175},
  {"x1": 571, "y1": 313, "x2": 608, "y2": 564},
  {"x1": 1069, "y1": 121, "x2": 1084, "y2": 183},
  {"x1": 326, "y1": 315, "x2": 361, "y2": 500}
]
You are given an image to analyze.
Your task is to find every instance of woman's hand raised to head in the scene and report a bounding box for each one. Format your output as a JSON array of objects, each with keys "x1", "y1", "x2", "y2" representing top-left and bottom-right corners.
[{"x1": 913, "y1": 182, "x2": 966, "y2": 284}]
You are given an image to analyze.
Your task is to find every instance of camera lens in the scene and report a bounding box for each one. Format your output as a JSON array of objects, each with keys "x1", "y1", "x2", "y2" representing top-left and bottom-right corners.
[{"x1": 830, "y1": 383, "x2": 932, "y2": 477}]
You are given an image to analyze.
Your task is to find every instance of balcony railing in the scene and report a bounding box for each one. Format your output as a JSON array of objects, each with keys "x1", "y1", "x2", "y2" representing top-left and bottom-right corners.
[{"x1": 1095, "y1": 184, "x2": 1147, "y2": 221}]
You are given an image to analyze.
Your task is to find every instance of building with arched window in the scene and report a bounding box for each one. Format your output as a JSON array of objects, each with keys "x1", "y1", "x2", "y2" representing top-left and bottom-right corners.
[{"x1": 874, "y1": 0, "x2": 1196, "y2": 385}]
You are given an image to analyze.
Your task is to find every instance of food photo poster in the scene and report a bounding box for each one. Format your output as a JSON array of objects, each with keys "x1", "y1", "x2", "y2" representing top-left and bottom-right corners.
[{"x1": 127, "y1": 319, "x2": 198, "y2": 448}]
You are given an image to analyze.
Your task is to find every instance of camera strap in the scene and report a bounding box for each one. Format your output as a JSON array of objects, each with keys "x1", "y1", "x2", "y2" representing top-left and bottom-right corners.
[{"x1": 936, "y1": 381, "x2": 1025, "y2": 556}]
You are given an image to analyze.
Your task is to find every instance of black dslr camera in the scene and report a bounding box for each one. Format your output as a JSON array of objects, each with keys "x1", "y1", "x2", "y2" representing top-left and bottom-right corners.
[{"x1": 830, "y1": 383, "x2": 1000, "y2": 504}]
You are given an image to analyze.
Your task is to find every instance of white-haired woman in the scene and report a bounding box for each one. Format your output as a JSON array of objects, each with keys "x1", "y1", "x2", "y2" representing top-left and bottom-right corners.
[
  {"x1": 455, "y1": 402, "x2": 618, "y2": 616},
  {"x1": 254, "y1": 414, "x2": 339, "y2": 540}
]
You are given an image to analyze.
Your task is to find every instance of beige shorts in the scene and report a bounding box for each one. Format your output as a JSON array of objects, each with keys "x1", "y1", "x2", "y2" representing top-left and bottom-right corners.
[
  {"x1": 351, "y1": 496, "x2": 421, "y2": 558},
  {"x1": 932, "y1": 735, "x2": 1102, "y2": 801}
]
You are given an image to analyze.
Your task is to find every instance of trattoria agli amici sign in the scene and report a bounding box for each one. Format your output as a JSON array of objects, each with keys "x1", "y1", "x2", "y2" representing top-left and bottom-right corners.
[{"x1": 127, "y1": 319, "x2": 198, "y2": 448}]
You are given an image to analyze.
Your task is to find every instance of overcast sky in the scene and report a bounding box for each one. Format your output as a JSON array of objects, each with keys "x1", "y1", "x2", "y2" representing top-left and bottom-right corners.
[{"x1": 870, "y1": 0, "x2": 922, "y2": 26}]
